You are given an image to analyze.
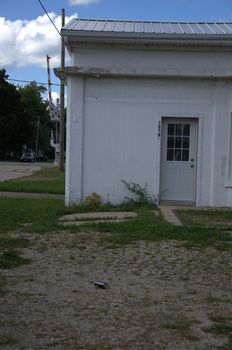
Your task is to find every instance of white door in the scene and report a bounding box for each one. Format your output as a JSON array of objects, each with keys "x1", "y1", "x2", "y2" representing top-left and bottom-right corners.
[{"x1": 160, "y1": 118, "x2": 197, "y2": 202}]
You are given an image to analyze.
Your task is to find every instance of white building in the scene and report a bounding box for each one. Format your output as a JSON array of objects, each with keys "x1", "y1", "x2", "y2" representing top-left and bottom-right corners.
[{"x1": 55, "y1": 18, "x2": 232, "y2": 207}]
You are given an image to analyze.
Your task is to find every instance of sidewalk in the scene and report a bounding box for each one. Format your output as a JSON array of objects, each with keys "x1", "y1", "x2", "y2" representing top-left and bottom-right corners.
[
  {"x1": 158, "y1": 205, "x2": 183, "y2": 226},
  {"x1": 0, "y1": 191, "x2": 64, "y2": 199}
]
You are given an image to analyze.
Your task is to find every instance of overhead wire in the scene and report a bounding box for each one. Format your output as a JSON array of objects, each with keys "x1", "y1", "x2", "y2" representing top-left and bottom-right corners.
[
  {"x1": 8, "y1": 2, "x2": 64, "y2": 90},
  {"x1": 37, "y1": 0, "x2": 61, "y2": 36},
  {"x1": 7, "y1": 78, "x2": 62, "y2": 87}
]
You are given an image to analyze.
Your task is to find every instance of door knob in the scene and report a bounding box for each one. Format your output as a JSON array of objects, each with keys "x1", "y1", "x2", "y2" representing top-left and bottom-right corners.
[{"x1": 190, "y1": 164, "x2": 194, "y2": 168}]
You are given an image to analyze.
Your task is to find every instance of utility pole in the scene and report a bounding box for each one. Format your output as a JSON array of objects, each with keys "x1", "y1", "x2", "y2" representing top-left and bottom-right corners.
[
  {"x1": 59, "y1": 8, "x2": 65, "y2": 171},
  {"x1": 35, "y1": 116, "x2": 40, "y2": 158}
]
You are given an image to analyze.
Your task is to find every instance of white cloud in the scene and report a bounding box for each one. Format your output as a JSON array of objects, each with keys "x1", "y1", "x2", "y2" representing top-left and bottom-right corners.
[
  {"x1": 51, "y1": 91, "x2": 60, "y2": 102},
  {"x1": 69, "y1": 0, "x2": 100, "y2": 5},
  {"x1": 49, "y1": 91, "x2": 67, "y2": 107},
  {"x1": 0, "y1": 13, "x2": 76, "y2": 69}
]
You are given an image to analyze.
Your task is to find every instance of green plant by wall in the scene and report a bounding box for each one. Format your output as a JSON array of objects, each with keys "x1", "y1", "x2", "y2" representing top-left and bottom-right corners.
[
  {"x1": 121, "y1": 179, "x2": 157, "y2": 205},
  {"x1": 84, "y1": 192, "x2": 102, "y2": 206}
]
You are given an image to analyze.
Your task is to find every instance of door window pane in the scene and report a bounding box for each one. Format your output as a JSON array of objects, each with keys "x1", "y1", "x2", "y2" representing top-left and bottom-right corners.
[
  {"x1": 175, "y1": 137, "x2": 182, "y2": 148},
  {"x1": 166, "y1": 122, "x2": 190, "y2": 162},
  {"x1": 168, "y1": 124, "x2": 175, "y2": 135},
  {"x1": 182, "y1": 149, "x2": 189, "y2": 161},
  {"x1": 183, "y1": 137, "x2": 190, "y2": 148},
  {"x1": 167, "y1": 149, "x2": 174, "y2": 160},
  {"x1": 175, "y1": 149, "x2": 181, "y2": 161},
  {"x1": 167, "y1": 137, "x2": 174, "y2": 148},
  {"x1": 183, "y1": 124, "x2": 190, "y2": 136}
]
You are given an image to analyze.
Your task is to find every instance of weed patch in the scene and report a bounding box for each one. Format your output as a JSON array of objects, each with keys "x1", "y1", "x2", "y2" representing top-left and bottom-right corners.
[
  {"x1": 0, "y1": 250, "x2": 31, "y2": 269},
  {"x1": 161, "y1": 318, "x2": 199, "y2": 341},
  {"x1": 0, "y1": 236, "x2": 30, "y2": 269},
  {"x1": 162, "y1": 320, "x2": 192, "y2": 331},
  {"x1": 0, "y1": 236, "x2": 29, "y2": 249},
  {"x1": 0, "y1": 335, "x2": 17, "y2": 346},
  {"x1": 0, "y1": 273, "x2": 6, "y2": 294}
]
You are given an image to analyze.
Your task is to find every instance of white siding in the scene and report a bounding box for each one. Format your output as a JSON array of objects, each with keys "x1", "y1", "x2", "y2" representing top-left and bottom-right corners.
[
  {"x1": 66, "y1": 75, "x2": 232, "y2": 206},
  {"x1": 72, "y1": 47, "x2": 232, "y2": 77}
]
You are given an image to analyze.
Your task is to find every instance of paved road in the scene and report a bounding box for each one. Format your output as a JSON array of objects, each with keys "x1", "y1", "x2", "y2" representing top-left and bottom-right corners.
[{"x1": 0, "y1": 161, "x2": 53, "y2": 182}]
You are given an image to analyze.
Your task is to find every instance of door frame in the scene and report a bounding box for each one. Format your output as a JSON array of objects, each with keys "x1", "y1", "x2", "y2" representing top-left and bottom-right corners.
[{"x1": 157, "y1": 114, "x2": 203, "y2": 206}]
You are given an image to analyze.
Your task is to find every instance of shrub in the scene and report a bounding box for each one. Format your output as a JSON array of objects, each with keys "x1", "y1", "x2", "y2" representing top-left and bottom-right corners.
[{"x1": 84, "y1": 192, "x2": 102, "y2": 206}]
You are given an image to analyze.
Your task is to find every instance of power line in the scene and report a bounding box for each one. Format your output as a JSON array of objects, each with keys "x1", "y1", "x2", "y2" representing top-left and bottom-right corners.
[
  {"x1": 7, "y1": 78, "x2": 61, "y2": 87},
  {"x1": 37, "y1": 0, "x2": 61, "y2": 36}
]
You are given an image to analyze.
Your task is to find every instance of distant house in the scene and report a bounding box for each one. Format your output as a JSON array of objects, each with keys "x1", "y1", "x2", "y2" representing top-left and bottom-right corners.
[{"x1": 55, "y1": 18, "x2": 232, "y2": 207}]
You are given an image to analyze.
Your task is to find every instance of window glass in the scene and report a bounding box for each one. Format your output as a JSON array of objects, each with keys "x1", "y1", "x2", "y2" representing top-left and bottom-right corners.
[
  {"x1": 166, "y1": 123, "x2": 190, "y2": 161},
  {"x1": 175, "y1": 137, "x2": 182, "y2": 148},
  {"x1": 228, "y1": 114, "x2": 232, "y2": 182},
  {"x1": 183, "y1": 137, "x2": 190, "y2": 149},
  {"x1": 167, "y1": 137, "x2": 174, "y2": 148},
  {"x1": 175, "y1": 149, "x2": 182, "y2": 161},
  {"x1": 176, "y1": 124, "x2": 182, "y2": 135},
  {"x1": 168, "y1": 124, "x2": 175, "y2": 135},
  {"x1": 167, "y1": 149, "x2": 174, "y2": 161},
  {"x1": 182, "y1": 149, "x2": 189, "y2": 161},
  {"x1": 183, "y1": 124, "x2": 190, "y2": 136}
]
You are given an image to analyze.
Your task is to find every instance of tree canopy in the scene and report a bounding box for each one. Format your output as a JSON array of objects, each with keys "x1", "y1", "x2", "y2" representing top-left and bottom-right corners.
[{"x1": 0, "y1": 69, "x2": 51, "y2": 158}]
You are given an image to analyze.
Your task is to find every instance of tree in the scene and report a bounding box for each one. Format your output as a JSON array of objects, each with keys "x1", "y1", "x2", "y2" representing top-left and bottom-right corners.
[
  {"x1": 0, "y1": 69, "x2": 33, "y2": 156},
  {"x1": 18, "y1": 82, "x2": 50, "y2": 153},
  {"x1": 0, "y1": 69, "x2": 51, "y2": 158}
]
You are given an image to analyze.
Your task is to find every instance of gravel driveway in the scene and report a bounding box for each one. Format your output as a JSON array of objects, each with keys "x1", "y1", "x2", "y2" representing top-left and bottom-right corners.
[{"x1": 0, "y1": 231, "x2": 232, "y2": 350}]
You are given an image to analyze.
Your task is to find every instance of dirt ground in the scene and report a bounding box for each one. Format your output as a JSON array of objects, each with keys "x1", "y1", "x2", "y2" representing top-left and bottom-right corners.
[{"x1": 0, "y1": 231, "x2": 232, "y2": 350}]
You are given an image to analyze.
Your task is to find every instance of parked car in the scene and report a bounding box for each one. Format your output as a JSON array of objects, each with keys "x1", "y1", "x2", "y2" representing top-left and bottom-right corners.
[{"x1": 20, "y1": 152, "x2": 35, "y2": 162}]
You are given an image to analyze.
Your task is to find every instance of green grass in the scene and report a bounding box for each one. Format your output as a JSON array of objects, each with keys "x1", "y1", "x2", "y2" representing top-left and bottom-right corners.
[
  {"x1": 0, "y1": 236, "x2": 30, "y2": 269},
  {"x1": 0, "y1": 236, "x2": 29, "y2": 249},
  {"x1": 88, "y1": 208, "x2": 232, "y2": 250},
  {"x1": 0, "y1": 198, "x2": 149, "y2": 233},
  {"x1": 0, "y1": 250, "x2": 31, "y2": 269},
  {"x1": 176, "y1": 209, "x2": 232, "y2": 227},
  {"x1": 0, "y1": 167, "x2": 65, "y2": 194},
  {"x1": 0, "y1": 273, "x2": 6, "y2": 294},
  {"x1": 0, "y1": 197, "x2": 65, "y2": 233},
  {"x1": 162, "y1": 320, "x2": 192, "y2": 331},
  {"x1": 0, "y1": 198, "x2": 232, "y2": 251},
  {"x1": 161, "y1": 317, "x2": 200, "y2": 341}
]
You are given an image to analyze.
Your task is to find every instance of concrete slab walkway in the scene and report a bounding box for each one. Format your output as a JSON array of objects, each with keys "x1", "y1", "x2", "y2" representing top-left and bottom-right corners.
[
  {"x1": 159, "y1": 206, "x2": 183, "y2": 226},
  {"x1": 0, "y1": 191, "x2": 64, "y2": 199},
  {"x1": 59, "y1": 211, "x2": 137, "y2": 226}
]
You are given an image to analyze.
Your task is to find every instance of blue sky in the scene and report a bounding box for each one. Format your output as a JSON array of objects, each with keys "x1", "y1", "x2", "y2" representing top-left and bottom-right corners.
[{"x1": 1, "y1": 0, "x2": 232, "y2": 100}]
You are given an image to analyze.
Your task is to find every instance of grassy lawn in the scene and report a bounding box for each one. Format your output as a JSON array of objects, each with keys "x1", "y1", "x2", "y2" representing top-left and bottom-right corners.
[
  {"x1": 176, "y1": 208, "x2": 232, "y2": 227},
  {"x1": 0, "y1": 197, "x2": 232, "y2": 251},
  {"x1": 0, "y1": 167, "x2": 64, "y2": 194},
  {"x1": 1, "y1": 199, "x2": 232, "y2": 349}
]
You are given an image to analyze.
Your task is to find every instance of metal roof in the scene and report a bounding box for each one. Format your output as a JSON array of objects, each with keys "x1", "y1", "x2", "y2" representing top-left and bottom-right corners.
[{"x1": 63, "y1": 18, "x2": 232, "y2": 36}]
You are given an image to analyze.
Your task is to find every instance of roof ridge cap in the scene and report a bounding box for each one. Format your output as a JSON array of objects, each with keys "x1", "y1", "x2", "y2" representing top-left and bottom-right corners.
[{"x1": 73, "y1": 18, "x2": 232, "y2": 25}]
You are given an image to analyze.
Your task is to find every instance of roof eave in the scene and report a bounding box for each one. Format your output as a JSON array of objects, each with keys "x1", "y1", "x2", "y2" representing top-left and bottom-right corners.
[{"x1": 61, "y1": 29, "x2": 232, "y2": 47}]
